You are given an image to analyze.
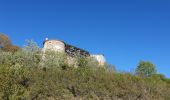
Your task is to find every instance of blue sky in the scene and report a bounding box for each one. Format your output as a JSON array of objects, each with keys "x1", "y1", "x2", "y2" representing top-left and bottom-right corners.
[{"x1": 0, "y1": 0, "x2": 170, "y2": 77}]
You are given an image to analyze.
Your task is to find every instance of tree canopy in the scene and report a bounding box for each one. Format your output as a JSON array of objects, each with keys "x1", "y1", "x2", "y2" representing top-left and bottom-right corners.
[
  {"x1": 0, "y1": 33, "x2": 11, "y2": 47},
  {"x1": 135, "y1": 61, "x2": 157, "y2": 77},
  {"x1": 0, "y1": 33, "x2": 19, "y2": 52}
]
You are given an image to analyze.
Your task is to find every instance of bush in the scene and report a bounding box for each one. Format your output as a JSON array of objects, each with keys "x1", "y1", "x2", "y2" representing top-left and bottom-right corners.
[{"x1": 0, "y1": 49, "x2": 170, "y2": 100}]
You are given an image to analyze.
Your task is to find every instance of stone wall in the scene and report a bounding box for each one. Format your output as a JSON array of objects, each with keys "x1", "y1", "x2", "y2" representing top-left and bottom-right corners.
[{"x1": 42, "y1": 39, "x2": 106, "y2": 66}]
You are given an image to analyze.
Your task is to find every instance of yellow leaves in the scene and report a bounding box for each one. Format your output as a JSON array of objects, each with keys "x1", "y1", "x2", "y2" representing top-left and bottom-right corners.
[{"x1": 0, "y1": 33, "x2": 19, "y2": 52}]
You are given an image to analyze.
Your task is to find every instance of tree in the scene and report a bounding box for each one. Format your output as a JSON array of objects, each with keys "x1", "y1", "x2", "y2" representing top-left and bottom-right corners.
[
  {"x1": 2, "y1": 44, "x2": 20, "y2": 52},
  {"x1": 135, "y1": 61, "x2": 157, "y2": 77},
  {"x1": 0, "y1": 33, "x2": 11, "y2": 48},
  {"x1": 23, "y1": 40, "x2": 40, "y2": 53},
  {"x1": 0, "y1": 33, "x2": 20, "y2": 52}
]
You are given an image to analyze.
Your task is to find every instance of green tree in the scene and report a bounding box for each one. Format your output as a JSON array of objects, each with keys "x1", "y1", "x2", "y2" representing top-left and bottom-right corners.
[{"x1": 135, "y1": 61, "x2": 157, "y2": 77}]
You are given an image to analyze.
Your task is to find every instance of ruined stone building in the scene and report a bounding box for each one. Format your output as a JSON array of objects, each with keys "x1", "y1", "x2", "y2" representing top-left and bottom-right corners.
[{"x1": 42, "y1": 38, "x2": 106, "y2": 66}]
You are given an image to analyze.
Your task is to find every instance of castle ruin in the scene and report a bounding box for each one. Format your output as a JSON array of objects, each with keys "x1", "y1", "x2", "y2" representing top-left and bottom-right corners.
[{"x1": 42, "y1": 38, "x2": 106, "y2": 66}]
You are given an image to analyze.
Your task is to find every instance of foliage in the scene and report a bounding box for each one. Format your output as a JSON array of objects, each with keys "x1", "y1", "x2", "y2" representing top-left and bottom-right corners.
[
  {"x1": 135, "y1": 61, "x2": 157, "y2": 77},
  {"x1": 42, "y1": 50, "x2": 68, "y2": 69},
  {"x1": 0, "y1": 33, "x2": 11, "y2": 47},
  {"x1": 0, "y1": 33, "x2": 20, "y2": 52},
  {"x1": 23, "y1": 40, "x2": 40, "y2": 53},
  {"x1": 2, "y1": 45, "x2": 20, "y2": 53},
  {"x1": 0, "y1": 50, "x2": 170, "y2": 100}
]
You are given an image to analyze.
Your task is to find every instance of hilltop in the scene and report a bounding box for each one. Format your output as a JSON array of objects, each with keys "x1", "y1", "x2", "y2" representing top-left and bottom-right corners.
[{"x1": 0, "y1": 33, "x2": 170, "y2": 100}]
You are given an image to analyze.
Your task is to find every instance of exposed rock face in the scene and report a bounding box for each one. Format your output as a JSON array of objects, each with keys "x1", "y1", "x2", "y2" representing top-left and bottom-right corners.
[{"x1": 42, "y1": 38, "x2": 106, "y2": 66}]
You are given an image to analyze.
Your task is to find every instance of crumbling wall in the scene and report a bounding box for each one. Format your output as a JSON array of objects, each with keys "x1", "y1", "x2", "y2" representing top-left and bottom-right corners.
[
  {"x1": 90, "y1": 54, "x2": 106, "y2": 66},
  {"x1": 42, "y1": 39, "x2": 106, "y2": 66}
]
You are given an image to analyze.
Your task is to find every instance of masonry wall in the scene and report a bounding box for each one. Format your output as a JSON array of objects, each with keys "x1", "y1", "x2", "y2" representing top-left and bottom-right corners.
[
  {"x1": 42, "y1": 39, "x2": 106, "y2": 66},
  {"x1": 43, "y1": 40, "x2": 65, "y2": 53}
]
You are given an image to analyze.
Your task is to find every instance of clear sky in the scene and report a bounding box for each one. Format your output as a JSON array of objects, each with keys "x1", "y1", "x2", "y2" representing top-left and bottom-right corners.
[{"x1": 0, "y1": 0, "x2": 170, "y2": 77}]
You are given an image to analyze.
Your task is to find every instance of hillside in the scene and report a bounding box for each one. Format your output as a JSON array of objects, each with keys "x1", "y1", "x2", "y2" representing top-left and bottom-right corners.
[{"x1": 0, "y1": 47, "x2": 170, "y2": 100}]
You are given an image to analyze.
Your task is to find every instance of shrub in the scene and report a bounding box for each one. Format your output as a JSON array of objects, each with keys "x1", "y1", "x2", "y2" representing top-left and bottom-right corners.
[{"x1": 0, "y1": 47, "x2": 170, "y2": 100}]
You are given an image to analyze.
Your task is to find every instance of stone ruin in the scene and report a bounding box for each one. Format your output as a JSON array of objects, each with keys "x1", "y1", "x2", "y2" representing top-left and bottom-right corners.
[{"x1": 42, "y1": 38, "x2": 106, "y2": 66}]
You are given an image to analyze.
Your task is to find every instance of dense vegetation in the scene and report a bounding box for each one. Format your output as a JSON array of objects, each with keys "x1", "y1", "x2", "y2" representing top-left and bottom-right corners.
[{"x1": 0, "y1": 33, "x2": 170, "y2": 100}]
